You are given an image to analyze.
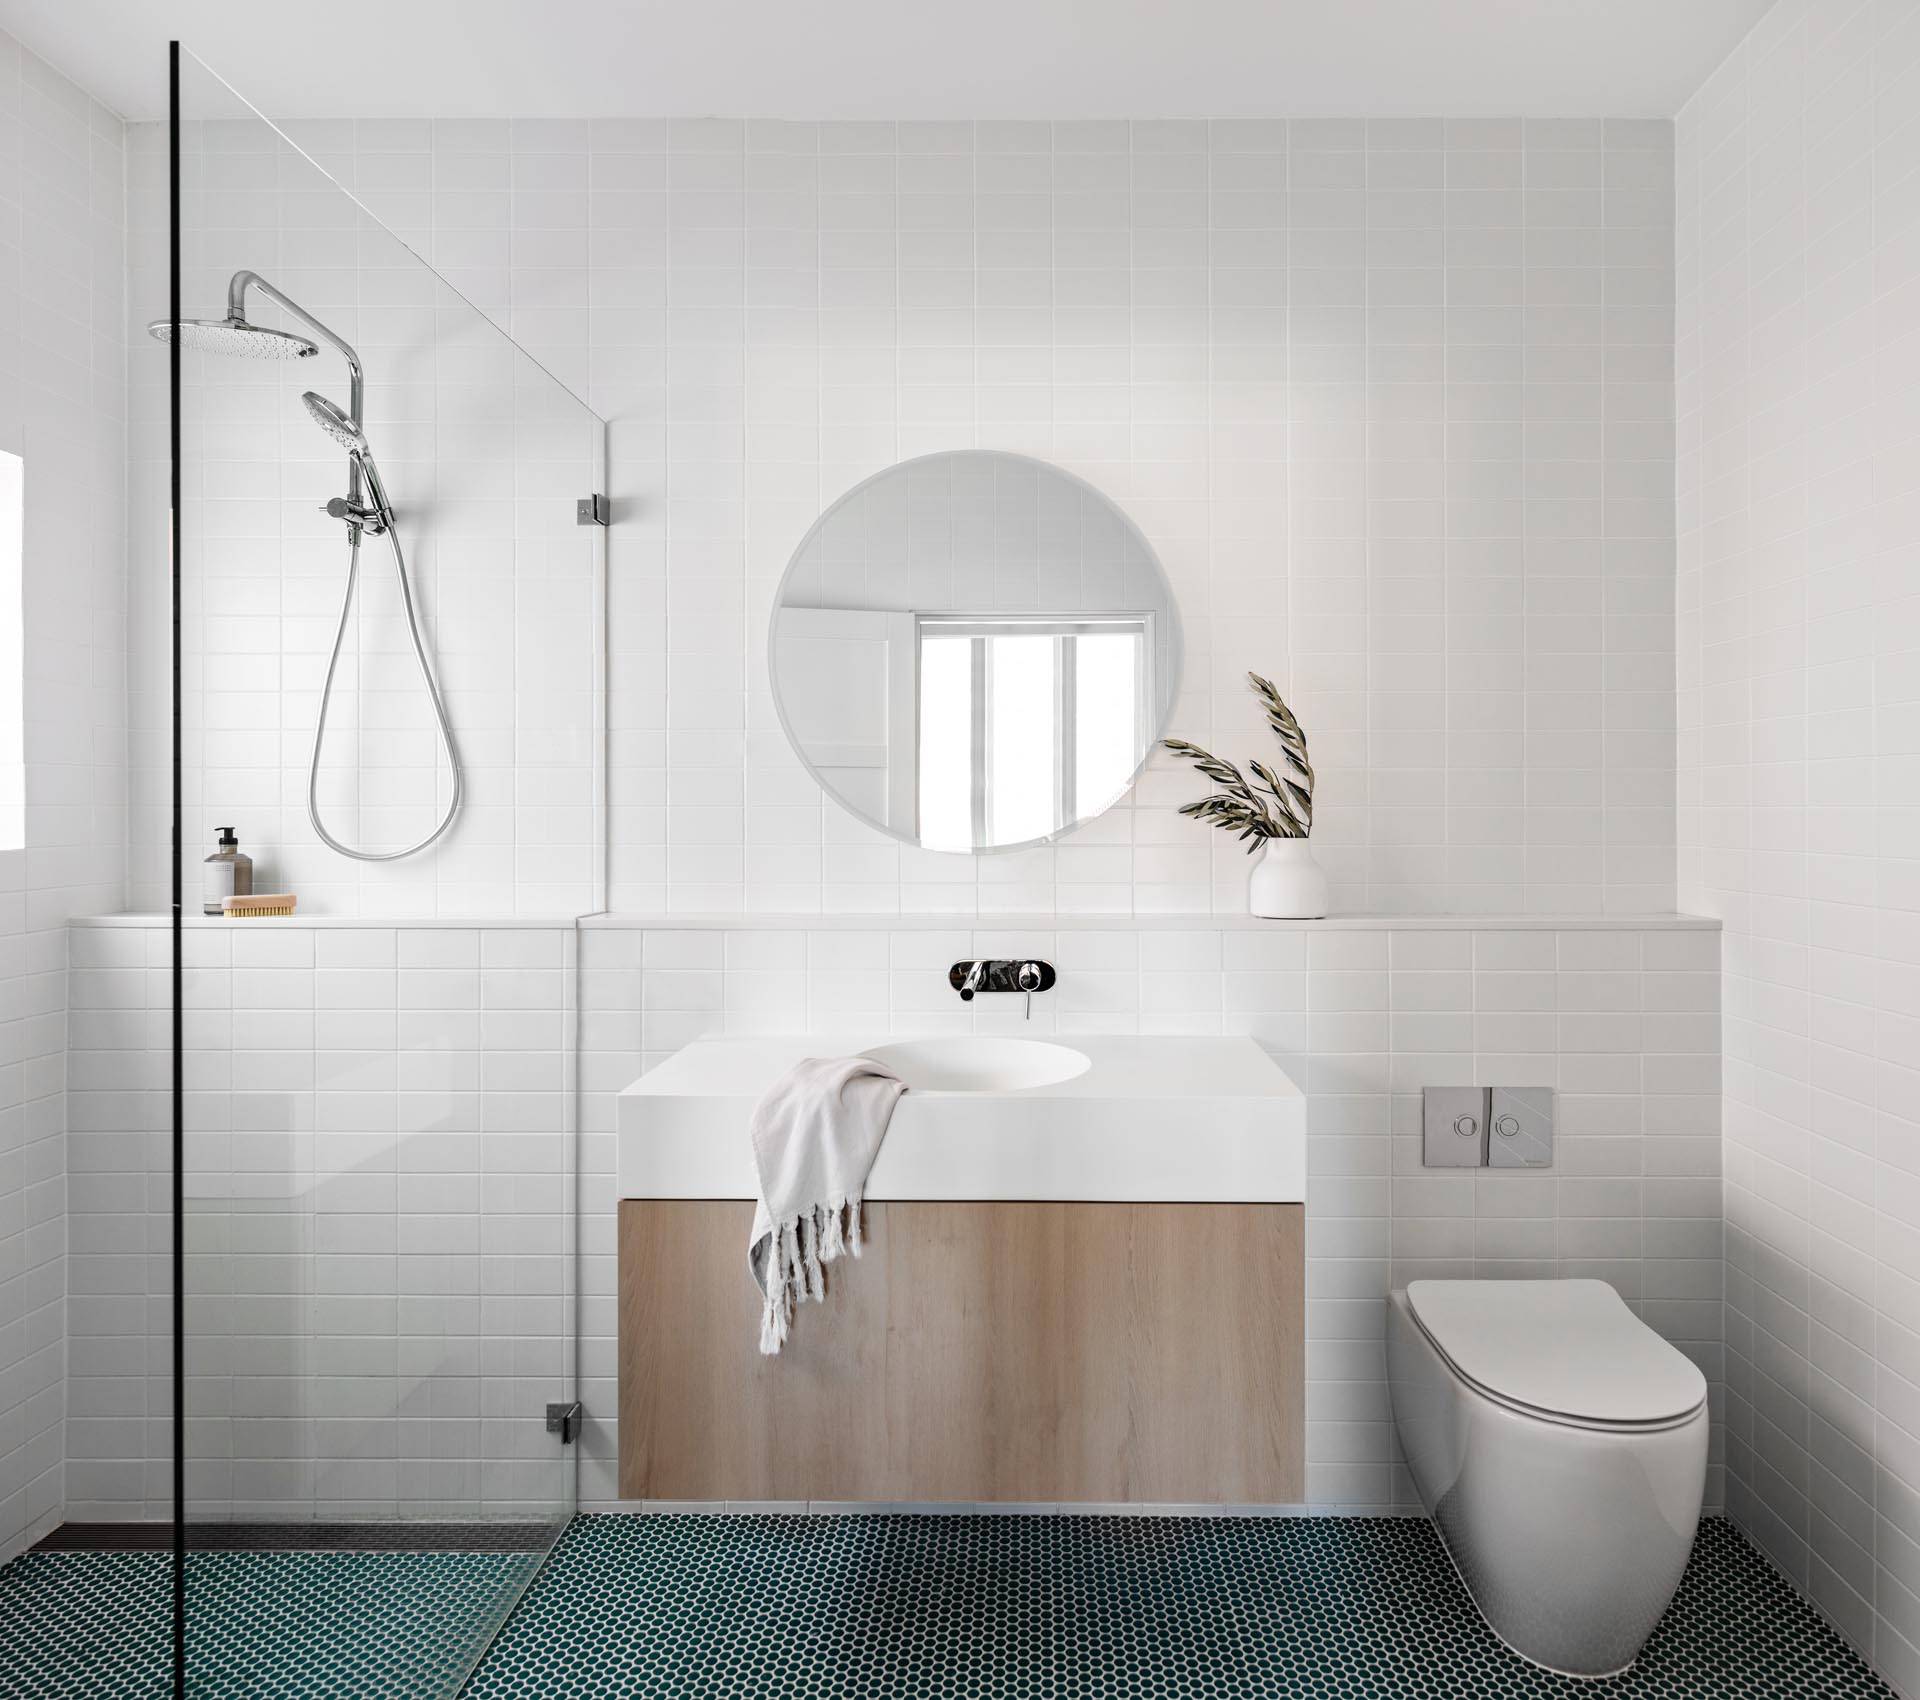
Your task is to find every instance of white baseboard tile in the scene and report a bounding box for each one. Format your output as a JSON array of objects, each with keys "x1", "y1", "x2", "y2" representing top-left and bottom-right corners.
[
  {"x1": 887, "y1": 1502, "x2": 1060, "y2": 1516},
  {"x1": 1220, "y1": 1505, "x2": 1314, "y2": 1518},
  {"x1": 1069, "y1": 1504, "x2": 1224, "y2": 1518}
]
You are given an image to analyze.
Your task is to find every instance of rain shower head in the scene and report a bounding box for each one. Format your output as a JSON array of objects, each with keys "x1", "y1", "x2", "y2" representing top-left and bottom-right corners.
[
  {"x1": 146, "y1": 314, "x2": 319, "y2": 359},
  {"x1": 302, "y1": 391, "x2": 367, "y2": 455}
]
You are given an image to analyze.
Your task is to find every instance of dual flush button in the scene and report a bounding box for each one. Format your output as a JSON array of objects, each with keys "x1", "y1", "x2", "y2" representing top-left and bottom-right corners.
[{"x1": 1422, "y1": 1086, "x2": 1554, "y2": 1169}]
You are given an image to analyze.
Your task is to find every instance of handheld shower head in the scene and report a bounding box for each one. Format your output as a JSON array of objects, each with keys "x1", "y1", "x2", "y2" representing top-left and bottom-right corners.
[
  {"x1": 302, "y1": 391, "x2": 367, "y2": 454},
  {"x1": 306, "y1": 391, "x2": 393, "y2": 533},
  {"x1": 147, "y1": 315, "x2": 319, "y2": 359}
]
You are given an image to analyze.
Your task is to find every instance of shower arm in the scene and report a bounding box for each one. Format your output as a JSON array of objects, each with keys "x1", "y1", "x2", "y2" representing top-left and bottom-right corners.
[{"x1": 226, "y1": 269, "x2": 368, "y2": 505}]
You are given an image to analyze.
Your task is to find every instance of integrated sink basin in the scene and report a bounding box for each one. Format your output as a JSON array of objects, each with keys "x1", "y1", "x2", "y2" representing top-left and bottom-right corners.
[
  {"x1": 861, "y1": 1036, "x2": 1092, "y2": 1092},
  {"x1": 618, "y1": 1034, "x2": 1304, "y2": 1203}
]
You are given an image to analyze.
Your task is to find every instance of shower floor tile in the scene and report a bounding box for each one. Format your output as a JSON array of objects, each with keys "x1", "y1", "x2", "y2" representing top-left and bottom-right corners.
[
  {"x1": 0, "y1": 1547, "x2": 537, "y2": 1699},
  {"x1": 465, "y1": 1513, "x2": 1893, "y2": 1699}
]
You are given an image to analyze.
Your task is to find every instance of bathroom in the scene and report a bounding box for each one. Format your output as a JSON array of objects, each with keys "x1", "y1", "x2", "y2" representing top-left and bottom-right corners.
[{"x1": 0, "y1": 0, "x2": 1904, "y2": 1692}]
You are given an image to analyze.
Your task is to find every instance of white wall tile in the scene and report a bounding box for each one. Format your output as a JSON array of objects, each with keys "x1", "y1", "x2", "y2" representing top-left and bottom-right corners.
[
  {"x1": 125, "y1": 103, "x2": 604, "y2": 921},
  {"x1": 68, "y1": 916, "x2": 1717, "y2": 1522},
  {"x1": 63, "y1": 921, "x2": 575, "y2": 1523},
  {"x1": 129, "y1": 114, "x2": 1675, "y2": 922},
  {"x1": 572, "y1": 916, "x2": 1717, "y2": 1515},
  {"x1": 0, "y1": 31, "x2": 129, "y2": 1563},
  {"x1": 1678, "y1": 1, "x2": 1918, "y2": 1687}
]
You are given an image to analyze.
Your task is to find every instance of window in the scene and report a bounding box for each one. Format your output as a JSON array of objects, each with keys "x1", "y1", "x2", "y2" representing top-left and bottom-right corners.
[
  {"x1": 916, "y1": 614, "x2": 1150, "y2": 852},
  {"x1": 0, "y1": 451, "x2": 20, "y2": 851}
]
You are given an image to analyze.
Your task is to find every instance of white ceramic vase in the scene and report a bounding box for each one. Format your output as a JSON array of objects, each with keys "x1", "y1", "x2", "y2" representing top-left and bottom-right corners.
[{"x1": 1248, "y1": 837, "x2": 1328, "y2": 919}]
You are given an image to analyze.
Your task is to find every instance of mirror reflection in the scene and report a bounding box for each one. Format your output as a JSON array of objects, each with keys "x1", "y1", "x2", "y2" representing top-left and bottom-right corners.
[{"x1": 770, "y1": 451, "x2": 1180, "y2": 852}]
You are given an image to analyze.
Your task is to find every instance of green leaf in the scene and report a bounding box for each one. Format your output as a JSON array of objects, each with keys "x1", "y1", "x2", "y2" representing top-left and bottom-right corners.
[
  {"x1": 1162, "y1": 678, "x2": 1316, "y2": 846},
  {"x1": 1161, "y1": 738, "x2": 1279, "y2": 839},
  {"x1": 1245, "y1": 672, "x2": 1314, "y2": 832}
]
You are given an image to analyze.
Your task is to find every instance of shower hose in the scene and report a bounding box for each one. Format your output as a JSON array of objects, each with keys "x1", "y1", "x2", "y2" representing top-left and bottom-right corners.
[{"x1": 307, "y1": 510, "x2": 462, "y2": 861}]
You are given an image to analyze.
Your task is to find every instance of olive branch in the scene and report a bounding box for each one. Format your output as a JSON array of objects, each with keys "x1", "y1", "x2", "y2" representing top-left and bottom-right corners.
[{"x1": 1163, "y1": 672, "x2": 1315, "y2": 851}]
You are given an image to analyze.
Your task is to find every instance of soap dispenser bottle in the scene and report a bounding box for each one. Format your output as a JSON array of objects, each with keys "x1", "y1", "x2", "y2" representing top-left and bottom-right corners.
[{"x1": 203, "y1": 827, "x2": 254, "y2": 915}]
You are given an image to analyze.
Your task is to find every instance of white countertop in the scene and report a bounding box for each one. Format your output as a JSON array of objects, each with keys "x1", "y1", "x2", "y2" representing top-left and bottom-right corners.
[
  {"x1": 618, "y1": 1034, "x2": 1305, "y2": 1206},
  {"x1": 628, "y1": 1033, "x2": 1298, "y2": 1105}
]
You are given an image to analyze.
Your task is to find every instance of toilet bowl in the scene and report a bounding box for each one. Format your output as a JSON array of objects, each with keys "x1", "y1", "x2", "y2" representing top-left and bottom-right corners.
[{"x1": 1386, "y1": 1278, "x2": 1708, "y2": 1679}]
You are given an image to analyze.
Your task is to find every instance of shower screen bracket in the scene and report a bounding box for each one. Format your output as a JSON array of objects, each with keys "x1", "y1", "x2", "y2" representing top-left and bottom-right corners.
[
  {"x1": 546, "y1": 1400, "x2": 585, "y2": 1444},
  {"x1": 576, "y1": 493, "x2": 609, "y2": 526}
]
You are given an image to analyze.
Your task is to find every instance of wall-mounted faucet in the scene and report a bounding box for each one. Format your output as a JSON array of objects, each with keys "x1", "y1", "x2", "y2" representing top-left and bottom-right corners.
[{"x1": 950, "y1": 959, "x2": 1057, "y2": 1019}]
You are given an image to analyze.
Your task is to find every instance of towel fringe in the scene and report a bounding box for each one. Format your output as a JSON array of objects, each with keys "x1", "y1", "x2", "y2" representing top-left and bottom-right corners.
[
  {"x1": 818, "y1": 1198, "x2": 846, "y2": 1261},
  {"x1": 801, "y1": 1209, "x2": 824, "y2": 1300},
  {"x1": 756, "y1": 1195, "x2": 865, "y2": 1355}
]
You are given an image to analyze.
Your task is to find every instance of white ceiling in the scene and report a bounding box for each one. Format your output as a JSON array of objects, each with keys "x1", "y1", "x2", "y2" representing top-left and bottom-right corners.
[{"x1": 0, "y1": 0, "x2": 1771, "y2": 125}]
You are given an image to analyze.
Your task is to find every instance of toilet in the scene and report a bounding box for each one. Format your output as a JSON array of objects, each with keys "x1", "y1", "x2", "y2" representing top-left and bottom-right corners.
[{"x1": 1387, "y1": 1278, "x2": 1708, "y2": 1679}]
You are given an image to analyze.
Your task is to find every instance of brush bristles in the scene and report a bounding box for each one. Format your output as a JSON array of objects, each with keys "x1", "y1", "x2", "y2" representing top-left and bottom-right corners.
[{"x1": 222, "y1": 895, "x2": 297, "y2": 916}]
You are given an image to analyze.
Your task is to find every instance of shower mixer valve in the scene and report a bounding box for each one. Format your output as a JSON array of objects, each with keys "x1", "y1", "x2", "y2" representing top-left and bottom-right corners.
[{"x1": 324, "y1": 494, "x2": 387, "y2": 535}]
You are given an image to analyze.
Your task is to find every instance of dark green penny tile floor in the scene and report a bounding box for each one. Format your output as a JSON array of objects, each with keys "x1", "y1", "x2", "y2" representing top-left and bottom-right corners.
[
  {"x1": 465, "y1": 1515, "x2": 1895, "y2": 1700},
  {"x1": 0, "y1": 1548, "x2": 536, "y2": 1699},
  {"x1": 0, "y1": 1516, "x2": 1895, "y2": 1699}
]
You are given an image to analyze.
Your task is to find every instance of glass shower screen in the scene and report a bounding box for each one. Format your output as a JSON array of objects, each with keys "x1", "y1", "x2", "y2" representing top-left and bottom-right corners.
[{"x1": 149, "y1": 42, "x2": 603, "y2": 1697}]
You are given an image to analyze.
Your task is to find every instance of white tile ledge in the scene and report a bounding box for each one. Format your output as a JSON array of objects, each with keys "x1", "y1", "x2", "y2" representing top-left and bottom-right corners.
[
  {"x1": 71, "y1": 913, "x2": 586, "y2": 928},
  {"x1": 73, "y1": 910, "x2": 1722, "y2": 932},
  {"x1": 577, "y1": 911, "x2": 1721, "y2": 932}
]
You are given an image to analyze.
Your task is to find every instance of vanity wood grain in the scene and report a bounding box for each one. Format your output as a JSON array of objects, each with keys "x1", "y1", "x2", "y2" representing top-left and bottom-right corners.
[{"x1": 618, "y1": 1200, "x2": 1304, "y2": 1504}]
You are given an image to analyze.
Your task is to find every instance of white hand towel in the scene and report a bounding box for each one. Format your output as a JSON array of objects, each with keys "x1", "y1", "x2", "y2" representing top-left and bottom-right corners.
[{"x1": 747, "y1": 1054, "x2": 907, "y2": 1355}]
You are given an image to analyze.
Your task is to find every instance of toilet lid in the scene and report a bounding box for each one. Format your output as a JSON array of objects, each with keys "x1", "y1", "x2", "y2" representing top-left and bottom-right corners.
[{"x1": 1406, "y1": 1279, "x2": 1707, "y2": 1427}]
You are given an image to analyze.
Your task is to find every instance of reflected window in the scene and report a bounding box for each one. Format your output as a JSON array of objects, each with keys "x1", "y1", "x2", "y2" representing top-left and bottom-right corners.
[{"x1": 916, "y1": 615, "x2": 1149, "y2": 851}]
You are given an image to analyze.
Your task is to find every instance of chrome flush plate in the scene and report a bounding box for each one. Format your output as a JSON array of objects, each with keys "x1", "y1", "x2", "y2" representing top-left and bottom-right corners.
[
  {"x1": 1422, "y1": 1086, "x2": 1487, "y2": 1168},
  {"x1": 1488, "y1": 1087, "x2": 1555, "y2": 1168}
]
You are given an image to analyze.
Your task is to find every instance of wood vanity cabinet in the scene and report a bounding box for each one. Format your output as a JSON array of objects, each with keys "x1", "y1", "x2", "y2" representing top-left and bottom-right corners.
[{"x1": 617, "y1": 1199, "x2": 1304, "y2": 1505}]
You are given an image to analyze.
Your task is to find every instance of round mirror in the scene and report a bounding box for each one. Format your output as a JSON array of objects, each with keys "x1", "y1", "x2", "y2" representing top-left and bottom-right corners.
[{"x1": 770, "y1": 451, "x2": 1181, "y2": 853}]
